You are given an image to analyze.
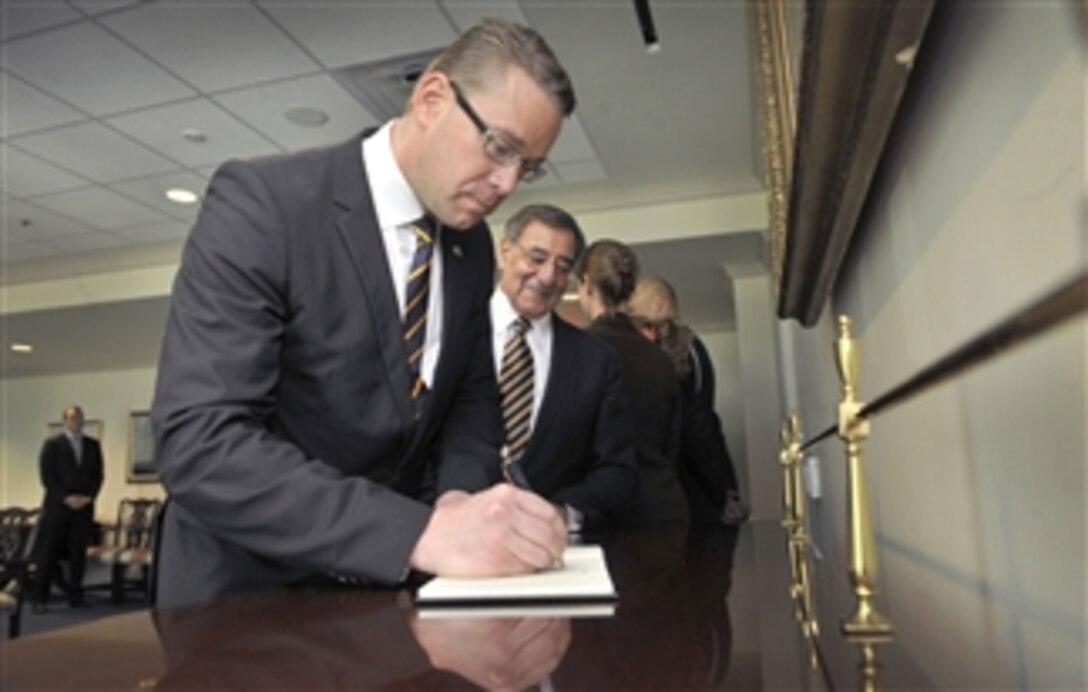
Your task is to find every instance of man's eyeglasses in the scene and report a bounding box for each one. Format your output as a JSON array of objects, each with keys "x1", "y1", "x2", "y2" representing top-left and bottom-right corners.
[
  {"x1": 509, "y1": 238, "x2": 576, "y2": 275},
  {"x1": 449, "y1": 79, "x2": 548, "y2": 183}
]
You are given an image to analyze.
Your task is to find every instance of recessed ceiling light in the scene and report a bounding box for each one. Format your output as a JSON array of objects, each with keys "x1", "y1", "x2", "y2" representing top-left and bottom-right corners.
[
  {"x1": 11, "y1": 342, "x2": 33, "y2": 354},
  {"x1": 165, "y1": 187, "x2": 200, "y2": 205},
  {"x1": 284, "y1": 106, "x2": 330, "y2": 128},
  {"x1": 182, "y1": 128, "x2": 207, "y2": 143}
]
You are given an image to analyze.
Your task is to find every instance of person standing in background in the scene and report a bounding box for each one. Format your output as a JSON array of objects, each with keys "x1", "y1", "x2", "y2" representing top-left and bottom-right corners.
[
  {"x1": 490, "y1": 204, "x2": 638, "y2": 532},
  {"x1": 576, "y1": 241, "x2": 688, "y2": 527},
  {"x1": 33, "y1": 405, "x2": 103, "y2": 611},
  {"x1": 628, "y1": 276, "x2": 749, "y2": 525}
]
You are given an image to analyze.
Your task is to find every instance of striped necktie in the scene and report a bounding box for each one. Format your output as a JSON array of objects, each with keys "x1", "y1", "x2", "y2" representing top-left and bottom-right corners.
[
  {"x1": 404, "y1": 217, "x2": 436, "y2": 400},
  {"x1": 500, "y1": 317, "x2": 534, "y2": 462}
]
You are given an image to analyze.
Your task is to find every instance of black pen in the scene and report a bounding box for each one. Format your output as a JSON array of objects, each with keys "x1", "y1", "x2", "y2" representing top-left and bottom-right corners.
[{"x1": 501, "y1": 445, "x2": 564, "y2": 568}]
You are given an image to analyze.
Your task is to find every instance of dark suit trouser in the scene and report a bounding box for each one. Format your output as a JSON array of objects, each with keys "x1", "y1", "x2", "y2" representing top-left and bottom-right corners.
[{"x1": 34, "y1": 507, "x2": 94, "y2": 605}]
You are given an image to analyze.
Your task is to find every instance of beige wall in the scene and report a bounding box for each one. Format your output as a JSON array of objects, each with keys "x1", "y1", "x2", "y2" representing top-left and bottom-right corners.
[
  {"x1": 782, "y1": 2, "x2": 1085, "y2": 688},
  {"x1": 1, "y1": 367, "x2": 165, "y2": 521}
]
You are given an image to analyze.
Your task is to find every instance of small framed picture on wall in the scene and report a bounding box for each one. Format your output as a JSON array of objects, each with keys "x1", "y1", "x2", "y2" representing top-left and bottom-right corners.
[{"x1": 127, "y1": 410, "x2": 157, "y2": 483}]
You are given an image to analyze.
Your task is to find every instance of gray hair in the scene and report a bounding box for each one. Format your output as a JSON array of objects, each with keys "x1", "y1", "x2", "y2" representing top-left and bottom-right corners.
[{"x1": 504, "y1": 204, "x2": 586, "y2": 261}]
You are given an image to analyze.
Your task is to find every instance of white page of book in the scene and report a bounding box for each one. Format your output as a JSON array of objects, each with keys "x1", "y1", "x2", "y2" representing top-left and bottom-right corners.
[{"x1": 415, "y1": 545, "x2": 617, "y2": 604}]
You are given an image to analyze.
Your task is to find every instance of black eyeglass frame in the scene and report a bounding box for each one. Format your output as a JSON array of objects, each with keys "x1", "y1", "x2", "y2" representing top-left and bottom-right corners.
[{"x1": 448, "y1": 79, "x2": 549, "y2": 183}]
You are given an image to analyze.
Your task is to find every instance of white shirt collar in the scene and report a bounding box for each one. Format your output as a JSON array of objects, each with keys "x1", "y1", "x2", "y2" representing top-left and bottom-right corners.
[
  {"x1": 362, "y1": 120, "x2": 425, "y2": 230},
  {"x1": 490, "y1": 289, "x2": 553, "y2": 336}
]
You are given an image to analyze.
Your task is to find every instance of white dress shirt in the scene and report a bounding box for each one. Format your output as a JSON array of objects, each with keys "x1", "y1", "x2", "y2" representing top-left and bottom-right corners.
[{"x1": 362, "y1": 121, "x2": 444, "y2": 388}]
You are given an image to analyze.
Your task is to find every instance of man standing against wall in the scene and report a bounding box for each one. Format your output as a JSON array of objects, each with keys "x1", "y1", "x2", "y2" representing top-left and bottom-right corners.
[{"x1": 33, "y1": 404, "x2": 103, "y2": 611}]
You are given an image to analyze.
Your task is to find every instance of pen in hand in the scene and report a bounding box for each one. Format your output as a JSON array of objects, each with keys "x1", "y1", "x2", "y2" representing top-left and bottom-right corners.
[{"x1": 501, "y1": 445, "x2": 565, "y2": 569}]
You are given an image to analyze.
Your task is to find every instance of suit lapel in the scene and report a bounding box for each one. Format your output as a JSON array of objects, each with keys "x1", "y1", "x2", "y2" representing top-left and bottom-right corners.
[
  {"x1": 524, "y1": 315, "x2": 571, "y2": 459},
  {"x1": 330, "y1": 135, "x2": 415, "y2": 426}
]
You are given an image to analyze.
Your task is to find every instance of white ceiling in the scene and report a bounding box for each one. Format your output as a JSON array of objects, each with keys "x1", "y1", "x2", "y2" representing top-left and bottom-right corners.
[{"x1": 1, "y1": 0, "x2": 765, "y2": 378}]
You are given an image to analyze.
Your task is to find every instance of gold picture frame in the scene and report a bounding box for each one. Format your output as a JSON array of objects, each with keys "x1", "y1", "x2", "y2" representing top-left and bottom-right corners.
[
  {"x1": 127, "y1": 410, "x2": 157, "y2": 483},
  {"x1": 754, "y1": 0, "x2": 937, "y2": 326}
]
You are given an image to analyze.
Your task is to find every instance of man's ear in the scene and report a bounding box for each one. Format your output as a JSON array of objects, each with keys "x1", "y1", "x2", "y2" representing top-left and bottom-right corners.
[
  {"x1": 495, "y1": 237, "x2": 512, "y2": 271},
  {"x1": 409, "y1": 72, "x2": 450, "y2": 129}
]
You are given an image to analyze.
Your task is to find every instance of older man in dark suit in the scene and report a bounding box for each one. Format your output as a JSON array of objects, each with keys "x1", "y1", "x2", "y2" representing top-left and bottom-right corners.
[
  {"x1": 489, "y1": 205, "x2": 638, "y2": 532},
  {"x1": 152, "y1": 19, "x2": 576, "y2": 607},
  {"x1": 33, "y1": 405, "x2": 103, "y2": 610}
]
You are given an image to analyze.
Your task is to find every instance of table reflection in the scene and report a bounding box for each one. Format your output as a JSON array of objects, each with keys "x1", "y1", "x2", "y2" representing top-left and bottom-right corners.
[
  {"x1": 2, "y1": 525, "x2": 741, "y2": 691},
  {"x1": 553, "y1": 524, "x2": 739, "y2": 690}
]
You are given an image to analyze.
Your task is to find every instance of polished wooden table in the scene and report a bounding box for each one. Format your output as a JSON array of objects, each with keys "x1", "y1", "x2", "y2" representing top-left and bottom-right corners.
[{"x1": 1, "y1": 522, "x2": 943, "y2": 690}]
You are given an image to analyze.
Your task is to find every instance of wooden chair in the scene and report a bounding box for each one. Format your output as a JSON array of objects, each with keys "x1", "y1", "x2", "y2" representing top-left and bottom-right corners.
[
  {"x1": 89, "y1": 499, "x2": 161, "y2": 604},
  {"x1": 0, "y1": 507, "x2": 40, "y2": 639}
]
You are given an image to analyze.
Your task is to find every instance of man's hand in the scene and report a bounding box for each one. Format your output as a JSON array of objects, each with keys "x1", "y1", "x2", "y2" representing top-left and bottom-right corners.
[
  {"x1": 410, "y1": 484, "x2": 566, "y2": 577},
  {"x1": 64, "y1": 494, "x2": 91, "y2": 510},
  {"x1": 409, "y1": 615, "x2": 571, "y2": 691}
]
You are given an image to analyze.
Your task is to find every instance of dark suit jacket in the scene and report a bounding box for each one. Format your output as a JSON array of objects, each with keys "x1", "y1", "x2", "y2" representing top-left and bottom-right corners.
[
  {"x1": 39, "y1": 433, "x2": 103, "y2": 516},
  {"x1": 679, "y1": 335, "x2": 739, "y2": 523},
  {"x1": 152, "y1": 132, "x2": 501, "y2": 607},
  {"x1": 517, "y1": 315, "x2": 638, "y2": 528},
  {"x1": 586, "y1": 314, "x2": 688, "y2": 527}
]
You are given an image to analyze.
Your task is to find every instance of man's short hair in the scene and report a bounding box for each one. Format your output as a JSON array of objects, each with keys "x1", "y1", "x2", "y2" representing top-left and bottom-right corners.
[
  {"x1": 504, "y1": 204, "x2": 586, "y2": 261},
  {"x1": 425, "y1": 17, "x2": 575, "y2": 117}
]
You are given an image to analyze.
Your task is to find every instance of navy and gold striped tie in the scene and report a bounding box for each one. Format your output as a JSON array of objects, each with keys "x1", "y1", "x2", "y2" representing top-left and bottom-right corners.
[
  {"x1": 404, "y1": 217, "x2": 436, "y2": 400},
  {"x1": 499, "y1": 317, "x2": 534, "y2": 462}
]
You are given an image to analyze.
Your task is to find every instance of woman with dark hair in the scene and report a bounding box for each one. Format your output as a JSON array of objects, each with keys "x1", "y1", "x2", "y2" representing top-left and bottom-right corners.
[{"x1": 576, "y1": 240, "x2": 689, "y2": 527}]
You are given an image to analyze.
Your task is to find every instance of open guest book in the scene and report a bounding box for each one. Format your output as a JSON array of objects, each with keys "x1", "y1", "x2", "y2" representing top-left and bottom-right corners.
[{"x1": 415, "y1": 545, "x2": 617, "y2": 608}]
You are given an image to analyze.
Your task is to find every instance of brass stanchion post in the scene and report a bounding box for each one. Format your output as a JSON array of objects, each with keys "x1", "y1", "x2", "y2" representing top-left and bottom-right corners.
[
  {"x1": 780, "y1": 414, "x2": 820, "y2": 646},
  {"x1": 779, "y1": 415, "x2": 801, "y2": 532},
  {"x1": 834, "y1": 316, "x2": 894, "y2": 638}
]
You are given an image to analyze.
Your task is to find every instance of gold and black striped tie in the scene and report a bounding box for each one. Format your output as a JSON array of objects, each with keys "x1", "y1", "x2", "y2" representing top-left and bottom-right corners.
[
  {"x1": 499, "y1": 317, "x2": 534, "y2": 462},
  {"x1": 404, "y1": 218, "x2": 436, "y2": 400}
]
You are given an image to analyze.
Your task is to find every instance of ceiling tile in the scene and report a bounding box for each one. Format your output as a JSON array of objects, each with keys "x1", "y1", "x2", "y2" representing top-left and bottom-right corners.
[
  {"x1": 554, "y1": 160, "x2": 607, "y2": 185},
  {"x1": 106, "y1": 98, "x2": 282, "y2": 168},
  {"x1": 1, "y1": 238, "x2": 62, "y2": 262},
  {"x1": 12, "y1": 121, "x2": 180, "y2": 183},
  {"x1": 192, "y1": 164, "x2": 220, "y2": 180},
  {"x1": 70, "y1": 1, "x2": 166, "y2": 17},
  {"x1": 1, "y1": 199, "x2": 99, "y2": 240},
  {"x1": 43, "y1": 230, "x2": 128, "y2": 253},
  {"x1": 0, "y1": 144, "x2": 92, "y2": 197},
  {"x1": 1, "y1": 71, "x2": 88, "y2": 137},
  {"x1": 548, "y1": 116, "x2": 599, "y2": 165},
  {"x1": 108, "y1": 219, "x2": 192, "y2": 244},
  {"x1": 259, "y1": 2, "x2": 456, "y2": 69},
  {"x1": 110, "y1": 170, "x2": 210, "y2": 220},
  {"x1": 0, "y1": 4, "x2": 81, "y2": 42},
  {"x1": 215, "y1": 74, "x2": 379, "y2": 152},
  {"x1": 32, "y1": 187, "x2": 169, "y2": 230},
  {"x1": 101, "y1": 3, "x2": 321, "y2": 93},
  {"x1": 441, "y1": 0, "x2": 528, "y2": 31},
  {"x1": 2, "y1": 21, "x2": 195, "y2": 116}
]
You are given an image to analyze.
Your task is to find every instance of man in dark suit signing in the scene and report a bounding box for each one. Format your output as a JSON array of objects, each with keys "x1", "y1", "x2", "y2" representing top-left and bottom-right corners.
[
  {"x1": 152, "y1": 19, "x2": 576, "y2": 607},
  {"x1": 33, "y1": 405, "x2": 103, "y2": 610},
  {"x1": 490, "y1": 205, "x2": 638, "y2": 532}
]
